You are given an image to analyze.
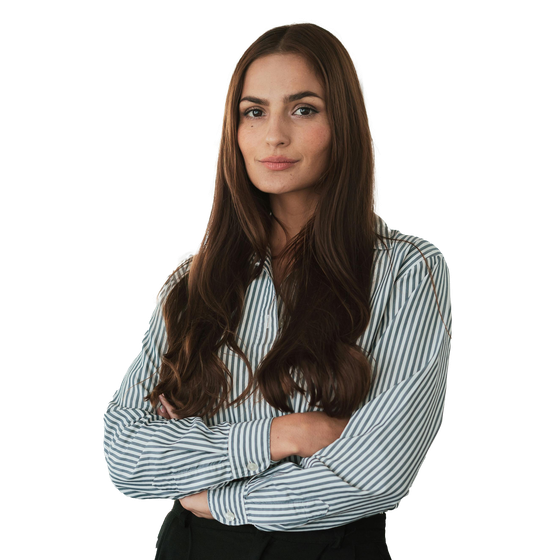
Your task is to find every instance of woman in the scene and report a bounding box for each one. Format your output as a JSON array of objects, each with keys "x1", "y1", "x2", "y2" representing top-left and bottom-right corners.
[{"x1": 104, "y1": 23, "x2": 452, "y2": 559}]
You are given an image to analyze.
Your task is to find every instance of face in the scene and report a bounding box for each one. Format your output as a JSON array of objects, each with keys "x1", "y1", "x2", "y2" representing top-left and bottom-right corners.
[{"x1": 237, "y1": 54, "x2": 331, "y2": 199}]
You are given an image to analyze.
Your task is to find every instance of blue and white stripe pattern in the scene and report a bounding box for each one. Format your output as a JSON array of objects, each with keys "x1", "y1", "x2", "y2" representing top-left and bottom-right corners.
[{"x1": 103, "y1": 216, "x2": 452, "y2": 531}]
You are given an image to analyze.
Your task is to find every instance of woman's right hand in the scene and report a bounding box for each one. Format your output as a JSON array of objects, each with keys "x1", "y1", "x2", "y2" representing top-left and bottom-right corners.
[
  {"x1": 296, "y1": 411, "x2": 350, "y2": 457},
  {"x1": 157, "y1": 394, "x2": 179, "y2": 420}
]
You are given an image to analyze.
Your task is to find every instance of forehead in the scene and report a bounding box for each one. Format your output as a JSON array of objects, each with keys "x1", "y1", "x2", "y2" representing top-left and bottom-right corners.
[{"x1": 241, "y1": 54, "x2": 323, "y2": 97}]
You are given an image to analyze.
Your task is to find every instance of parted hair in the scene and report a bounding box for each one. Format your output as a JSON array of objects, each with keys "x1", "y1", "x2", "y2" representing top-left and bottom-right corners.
[{"x1": 146, "y1": 23, "x2": 383, "y2": 419}]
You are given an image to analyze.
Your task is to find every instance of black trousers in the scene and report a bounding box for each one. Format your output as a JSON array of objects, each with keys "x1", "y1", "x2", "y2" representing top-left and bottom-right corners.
[{"x1": 155, "y1": 500, "x2": 392, "y2": 560}]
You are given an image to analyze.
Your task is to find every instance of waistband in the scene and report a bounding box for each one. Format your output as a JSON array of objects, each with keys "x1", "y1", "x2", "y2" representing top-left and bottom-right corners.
[{"x1": 170, "y1": 499, "x2": 386, "y2": 543}]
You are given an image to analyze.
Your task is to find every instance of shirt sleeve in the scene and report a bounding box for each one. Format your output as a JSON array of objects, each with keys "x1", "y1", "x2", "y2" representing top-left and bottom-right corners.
[
  {"x1": 206, "y1": 253, "x2": 452, "y2": 531},
  {"x1": 103, "y1": 287, "x2": 274, "y2": 500}
]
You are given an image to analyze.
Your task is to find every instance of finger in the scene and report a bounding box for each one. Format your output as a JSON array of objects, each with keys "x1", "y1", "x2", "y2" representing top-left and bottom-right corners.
[
  {"x1": 157, "y1": 401, "x2": 171, "y2": 419},
  {"x1": 159, "y1": 394, "x2": 180, "y2": 419},
  {"x1": 157, "y1": 395, "x2": 172, "y2": 419}
]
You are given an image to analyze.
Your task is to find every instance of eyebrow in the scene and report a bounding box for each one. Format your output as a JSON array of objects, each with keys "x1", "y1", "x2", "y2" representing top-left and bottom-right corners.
[{"x1": 239, "y1": 91, "x2": 323, "y2": 105}]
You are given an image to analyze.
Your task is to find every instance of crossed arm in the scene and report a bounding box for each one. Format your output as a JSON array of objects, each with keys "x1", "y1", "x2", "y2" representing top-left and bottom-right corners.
[
  {"x1": 157, "y1": 395, "x2": 350, "y2": 519},
  {"x1": 104, "y1": 253, "x2": 451, "y2": 530}
]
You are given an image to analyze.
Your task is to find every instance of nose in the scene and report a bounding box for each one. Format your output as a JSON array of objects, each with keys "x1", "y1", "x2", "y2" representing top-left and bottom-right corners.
[{"x1": 265, "y1": 113, "x2": 290, "y2": 148}]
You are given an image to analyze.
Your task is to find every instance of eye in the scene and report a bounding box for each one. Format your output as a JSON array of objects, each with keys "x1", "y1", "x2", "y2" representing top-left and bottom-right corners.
[
  {"x1": 241, "y1": 105, "x2": 318, "y2": 119},
  {"x1": 294, "y1": 106, "x2": 318, "y2": 117},
  {"x1": 244, "y1": 108, "x2": 264, "y2": 118}
]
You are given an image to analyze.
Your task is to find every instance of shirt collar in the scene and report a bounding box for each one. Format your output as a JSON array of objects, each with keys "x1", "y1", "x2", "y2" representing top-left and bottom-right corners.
[
  {"x1": 374, "y1": 214, "x2": 393, "y2": 251},
  {"x1": 253, "y1": 214, "x2": 392, "y2": 272}
]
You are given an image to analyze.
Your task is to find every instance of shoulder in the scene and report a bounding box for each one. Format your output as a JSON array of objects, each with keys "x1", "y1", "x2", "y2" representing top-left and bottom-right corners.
[
  {"x1": 375, "y1": 215, "x2": 448, "y2": 277},
  {"x1": 177, "y1": 249, "x2": 196, "y2": 266},
  {"x1": 156, "y1": 252, "x2": 196, "y2": 306}
]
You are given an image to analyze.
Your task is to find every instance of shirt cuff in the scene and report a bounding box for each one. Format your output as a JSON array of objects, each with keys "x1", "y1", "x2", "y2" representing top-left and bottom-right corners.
[
  {"x1": 228, "y1": 417, "x2": 273, "y2": 480},
  {"x1": 207, "y1": 478, "x2": 249, "y2": 526}
]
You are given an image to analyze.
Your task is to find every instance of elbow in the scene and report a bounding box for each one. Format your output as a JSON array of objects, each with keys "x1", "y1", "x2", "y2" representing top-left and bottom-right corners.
[
  {"x1": 106, "y1": 469, "x2": 131, "y2": 499},
  {"x1": 105, "y1": 452, "x2": 150, "y2": 500},
  {"x1": 103, "y1": 430, "x2": 135, "y2": 496},
  {"x1": 359, "y1": 464, "x2": 420, "y2": 506},
  {"x1": 103, "y1": 409, "x2": 144, "y2": 498}
]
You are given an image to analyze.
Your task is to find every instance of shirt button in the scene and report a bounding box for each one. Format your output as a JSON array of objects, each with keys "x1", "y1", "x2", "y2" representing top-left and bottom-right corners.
[
  {"x1": 225, "y1": 511, "x2": 236, "y2": 522},
  {"x1": 247, "y1": 461, "x2": 258, "y2": 472}
]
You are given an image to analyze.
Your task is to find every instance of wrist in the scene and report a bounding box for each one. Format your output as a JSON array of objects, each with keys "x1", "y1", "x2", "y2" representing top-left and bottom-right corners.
[{"x1": 270, "y1": 414, "x2": 302, "y2": 460}]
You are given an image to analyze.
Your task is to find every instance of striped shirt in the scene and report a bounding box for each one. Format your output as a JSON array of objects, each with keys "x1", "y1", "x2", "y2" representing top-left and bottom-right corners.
[{"x1": 103, "y1": 216, "x2": 452, "y2": 532}]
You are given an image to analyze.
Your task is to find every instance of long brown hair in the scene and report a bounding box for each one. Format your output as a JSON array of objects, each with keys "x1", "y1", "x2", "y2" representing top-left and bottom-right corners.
[{"x1": 147, "y1": 23, "x2": 394, "y2": 419}]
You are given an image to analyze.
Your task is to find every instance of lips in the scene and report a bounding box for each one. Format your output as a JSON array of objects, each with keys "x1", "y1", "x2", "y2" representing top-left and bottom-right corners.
[
  {"x1": 259, "y1": 156, "x2": 299, "y2": 171},
  {"x1": 261, "y1": 161, "x2": 297, "y2": 171},
  {"x1": 260, "y1": 156, "x2": 299, "y2": 163}
]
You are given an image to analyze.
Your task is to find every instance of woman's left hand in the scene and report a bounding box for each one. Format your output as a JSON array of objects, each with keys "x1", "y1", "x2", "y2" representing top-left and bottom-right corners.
[{"x1": 180, "y1": 491, "x2": 214, "y2": 519}]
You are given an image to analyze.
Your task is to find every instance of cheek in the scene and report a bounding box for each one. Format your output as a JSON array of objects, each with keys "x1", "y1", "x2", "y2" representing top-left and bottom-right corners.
[
  {"x1": 237, "y1": 129, "x2": 247, "y2": 156},
  {"x1": 237, "y1": 127, "x2": 255, "y2": 162},
  {"x1": 306, "y1": 126, "x2": 331, "y2": 160}
]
